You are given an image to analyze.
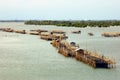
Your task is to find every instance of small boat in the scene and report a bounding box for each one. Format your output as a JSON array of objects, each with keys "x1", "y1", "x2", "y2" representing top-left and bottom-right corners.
[
  {"x1": 88, "y1": 33, "x2": 94, "y2": 36},
  {"x1": 72, "y1": 30, "x2": 81, "y2": 34}
]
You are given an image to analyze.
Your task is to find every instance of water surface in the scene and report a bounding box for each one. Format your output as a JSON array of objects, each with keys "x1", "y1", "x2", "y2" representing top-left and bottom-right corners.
[{"x1": 0, "y1": 22, "x2": 120, "y2": 80}]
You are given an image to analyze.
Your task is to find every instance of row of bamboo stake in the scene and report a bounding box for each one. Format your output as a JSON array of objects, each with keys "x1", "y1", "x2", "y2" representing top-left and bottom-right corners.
[
  {"x1": 51, "y1": 37, "x2": 116, "y2": 68},
  {"x1": 0, "y1": 28, "x2": 116, "y2": 68}
]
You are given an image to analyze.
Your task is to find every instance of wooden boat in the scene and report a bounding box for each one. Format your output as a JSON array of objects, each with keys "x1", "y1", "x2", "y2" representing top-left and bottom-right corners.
[
  {"x1": 88, "y1": 32, "x2": 94, "y2": 36},
  {"x1": 72, "y1": 30, "x2": 81, "y2": 34}
]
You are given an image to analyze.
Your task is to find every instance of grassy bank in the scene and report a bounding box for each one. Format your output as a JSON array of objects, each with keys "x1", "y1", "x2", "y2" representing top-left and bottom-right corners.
[{"x1": 24, "y1": 20, "x2": 120, "y2": 27}]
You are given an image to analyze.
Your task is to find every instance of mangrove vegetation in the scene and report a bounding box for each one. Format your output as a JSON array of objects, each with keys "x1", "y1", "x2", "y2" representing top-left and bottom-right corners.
[{"x1": 25, "y1": 20, "x2": 120, "y2": 27}]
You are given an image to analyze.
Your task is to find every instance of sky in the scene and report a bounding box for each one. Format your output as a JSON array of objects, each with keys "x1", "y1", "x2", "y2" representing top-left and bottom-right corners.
[{"x1": 0, "y1": 0, "x2": 120, "y2": 20}]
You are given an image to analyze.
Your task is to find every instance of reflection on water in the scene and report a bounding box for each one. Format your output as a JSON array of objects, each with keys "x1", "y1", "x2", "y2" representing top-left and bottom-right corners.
[{"x1": 0, "y1": 22, "x2": 120, "y2": 80}]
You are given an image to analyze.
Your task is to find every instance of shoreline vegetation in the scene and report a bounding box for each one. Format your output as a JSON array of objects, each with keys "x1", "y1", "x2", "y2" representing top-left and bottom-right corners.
[
  {"x1": 25, "y1": 20, "x2": 120, "y2": 27},
  {"x1": 0, "y1": 20, "x2": 25, "y2": 22}
]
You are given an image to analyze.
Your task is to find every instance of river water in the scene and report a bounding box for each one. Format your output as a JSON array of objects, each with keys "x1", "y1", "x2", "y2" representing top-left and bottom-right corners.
[{"x1": 0, "y1": 22, "x2": 120, "y2": 80}]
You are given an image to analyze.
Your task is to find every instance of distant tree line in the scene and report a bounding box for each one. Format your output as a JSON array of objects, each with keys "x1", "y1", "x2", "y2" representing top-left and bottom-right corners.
[
  {"x1": 24, "y1": 20, "x2": 120, "y2": 27},
  {"x1": 0, "y1": 20, "x2": 25, "y2": 22}
]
